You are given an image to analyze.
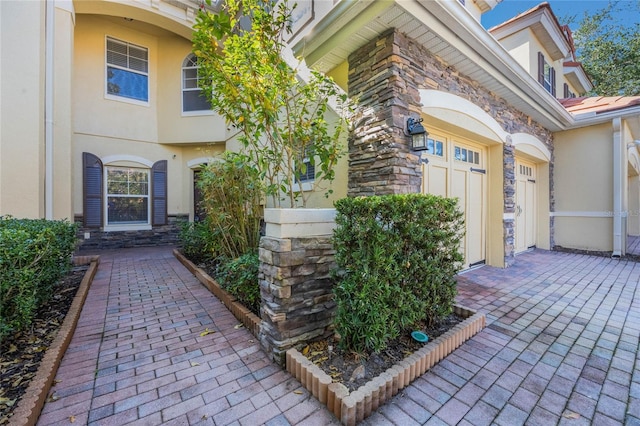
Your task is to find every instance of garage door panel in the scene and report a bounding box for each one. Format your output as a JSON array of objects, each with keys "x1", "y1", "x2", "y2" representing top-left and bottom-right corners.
[{"x1": 426, "y1": 164, "x2": 448, "y2": 197}]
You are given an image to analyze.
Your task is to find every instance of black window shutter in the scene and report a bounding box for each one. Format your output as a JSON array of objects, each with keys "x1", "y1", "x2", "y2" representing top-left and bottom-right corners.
[
  {"x1": 551, "y1": 67, "x2": 556, "y2": 96},
  {"x1": 83, "y1": 152, "x2": 103, "y2": 228},
  {"x1": 537, "y1": 52, "x2": 545, "y2": 85},
  {"x1": 152, "y1": 160, "x2": 168, "y2": 226},
  {"x1": 564, "y1": 83, "x2": 569, "y2": 98}
]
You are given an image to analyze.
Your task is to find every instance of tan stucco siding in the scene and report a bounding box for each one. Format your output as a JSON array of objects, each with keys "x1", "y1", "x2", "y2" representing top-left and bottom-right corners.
[
  {"x1": 554, "y1": 123, "x2": 614, "y2": 251},
  {"x1": 0, "y1": 1, "x2": 45, "y2": 218}
]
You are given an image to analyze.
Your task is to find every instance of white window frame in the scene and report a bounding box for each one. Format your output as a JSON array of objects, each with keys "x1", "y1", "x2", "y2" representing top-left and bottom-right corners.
[
  {"x1": 181, "y1": 53, "x2": 214, "y2": 116},
  {"x1": 104, "y1": 166, "x2": 152, "y2": 231},
  {"x1": 105, "y1": 36, "x2": 150, "y2": 106}
]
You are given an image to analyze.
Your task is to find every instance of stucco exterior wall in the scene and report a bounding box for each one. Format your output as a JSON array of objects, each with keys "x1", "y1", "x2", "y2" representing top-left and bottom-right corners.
[
  {"x1": 0, "y1": 1, "x2": 46, "y2": 219},
  {"x1": 554, "y1": 123, "x2": 613, "y2": 251}
]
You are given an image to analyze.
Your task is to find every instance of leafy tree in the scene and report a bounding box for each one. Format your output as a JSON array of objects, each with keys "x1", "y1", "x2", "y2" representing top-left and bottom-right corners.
[
  {"x1": 567, "y1": 2, "x2": 640, "y2": 96},
  {"x1": 192, "y1": 0, "x2": 350, "y2": 208}
]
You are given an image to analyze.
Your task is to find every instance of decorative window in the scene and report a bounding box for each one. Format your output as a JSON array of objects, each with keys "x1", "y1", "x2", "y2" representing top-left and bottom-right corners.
[
  {"x1": 519, "y1": 164, "x2": 533, "y2": 177},
  {"x1": 425, "y1": 138, "x2": 445, "y2": 157},
  {"x1": 454, "y1": 146, "x2": 480, "y2": 165},
  {"x1": 82, "y1": 153, "x2": 167, "y2": 229},
  {"x1": 537, "y1": 52, "x2": 556, "y2": 96},
  {"x1": 106, "y1": 167, "x2": 150, "y2": 225},
  {"x1": 182, "y1": 54, "x2": 212, "y2": 113},
  {"x1": 106, "y1": 37, "x2": 149, "y2": 103}
]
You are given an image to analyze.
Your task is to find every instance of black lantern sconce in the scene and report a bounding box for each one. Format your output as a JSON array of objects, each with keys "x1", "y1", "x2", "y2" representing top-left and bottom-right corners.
[{"x1": 406, "y1": 117, "x2": 428, "y2": 151}]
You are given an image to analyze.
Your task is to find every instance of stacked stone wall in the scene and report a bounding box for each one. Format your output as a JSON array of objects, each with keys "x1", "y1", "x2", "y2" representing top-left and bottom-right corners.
[
  {"x1": 258, "y1": 235, "x2": 336, "y2": 365},
  {"x1": 348, "y1": 29, "x2": 555, "y2": 264}
]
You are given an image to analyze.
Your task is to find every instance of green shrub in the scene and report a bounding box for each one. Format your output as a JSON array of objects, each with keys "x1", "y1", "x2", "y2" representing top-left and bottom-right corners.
[
  {"x1": 197, "y1": 152, "x2": 263, "y2": 259},
  {"x1": 178, "y1": 219, "x2": 220, "y2": 265},
  {"x1": 0, "y1": 217, "x2": 77, "y2": 340},
  {"x1": 332, "y1": 194, "x2": 464, "y2": 353},
  {"x1": 216, "y1": 253, "x2": 260, "y2": 315}
]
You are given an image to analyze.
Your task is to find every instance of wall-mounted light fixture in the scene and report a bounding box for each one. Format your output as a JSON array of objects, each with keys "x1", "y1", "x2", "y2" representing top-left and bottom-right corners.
[{"x1": 406, "y1": 117, "x2": 428, "y2": 151}]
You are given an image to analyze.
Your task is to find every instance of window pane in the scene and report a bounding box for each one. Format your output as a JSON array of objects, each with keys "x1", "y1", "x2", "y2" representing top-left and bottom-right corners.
[
  {"x1": 183, "y1": 90, "x2": 211, "y2": 112},
  {"x1": 107, "y1": 67, "x2": 148, "y2": 101},
  {"x1": 107, "y1": 197, "x2": 148, "y2": 224},
  {"x1": 107, "y1": 51, "x2": 128, "y2": 68}
]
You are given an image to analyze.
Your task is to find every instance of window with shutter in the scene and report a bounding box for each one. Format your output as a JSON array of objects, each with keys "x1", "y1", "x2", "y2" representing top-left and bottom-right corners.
[
  {"x1": 83, "y1": 152, "x2": 103, "y2": 228},
  {"x1": 537, "y1": 52, "x2": 555, "y2": 96},
  {"x1": 152, "y1": 160, "x2": 168, "y2": 226}
]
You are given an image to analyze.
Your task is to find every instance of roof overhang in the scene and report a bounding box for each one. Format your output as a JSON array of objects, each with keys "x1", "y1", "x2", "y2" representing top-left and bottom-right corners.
[
  {"x1": 292, "y1": 0, "x2": 574, "y2": 132},
  {"x1": 489, "y1": 3, "x2": 571, "y2": 61},
  {"x1": 563, "y1": 62, "x2": 593, "y2": 95}
]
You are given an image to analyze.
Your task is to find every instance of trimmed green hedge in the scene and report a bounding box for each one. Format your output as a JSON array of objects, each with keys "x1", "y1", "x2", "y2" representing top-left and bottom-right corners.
[
  {"x1": 0, "y1": 217, "x2": 77, "y2": 340},
  {"x1": 332, "y1": 194, "x2": 464, "y2": 353},
  {"x1": 216, "y1": 253, "x2": 260, "y2": 315}
]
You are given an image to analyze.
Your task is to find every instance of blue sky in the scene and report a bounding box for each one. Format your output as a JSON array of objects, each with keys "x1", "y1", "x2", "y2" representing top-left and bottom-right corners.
[{"x1": 481, "y1": 0, "x2": 639, "y2": 30}]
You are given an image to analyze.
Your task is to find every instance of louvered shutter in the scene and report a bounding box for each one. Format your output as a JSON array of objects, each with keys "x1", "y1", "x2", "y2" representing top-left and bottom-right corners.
[
  {"x1": 537, "y1": 52, "x2": 545, "y2": 85},
  {"x1": 551, "y1": 67, "x2": 556, "y2": 97},
  {"x1": 83, "y1": 152, "x2": 103, "y2": 228},
  {"x1": 564, "y1": 83, "x2": 569, "y2": 98},
  {"x1": 152, "y1": 160, "x2": 167, "y2": 226}
]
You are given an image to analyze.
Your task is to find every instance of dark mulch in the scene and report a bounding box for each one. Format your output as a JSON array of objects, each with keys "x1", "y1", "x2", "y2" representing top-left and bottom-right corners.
[
  {"x1": 0, "y1": 266, "x2": 87, "y2": 425},
  {"x1": 302, "y1": 314, "x2": 464, "y2": 392}
]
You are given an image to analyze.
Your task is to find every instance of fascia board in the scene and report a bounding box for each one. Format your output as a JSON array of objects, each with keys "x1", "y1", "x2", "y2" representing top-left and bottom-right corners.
[
  {"x1": 417, "y1": 0, "x2": 573, "y2": 129},
  {"x1": 570, "y1": 106, "x2": 640, "y2": 129}
]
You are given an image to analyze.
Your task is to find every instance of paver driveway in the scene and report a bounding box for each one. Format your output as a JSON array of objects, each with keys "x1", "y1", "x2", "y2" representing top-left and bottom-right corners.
[{"x1": 37, "y1": 247, "x2": 639, "y2": 425}]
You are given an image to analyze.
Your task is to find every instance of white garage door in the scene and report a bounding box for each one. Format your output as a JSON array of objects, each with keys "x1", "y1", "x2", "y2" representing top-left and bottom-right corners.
[
  {"x1": 515, "y1": 158, "x2": 537, "y2": 253},
  {"x1": 422, "y1": 133, "x2": 486, "y2": 269}
]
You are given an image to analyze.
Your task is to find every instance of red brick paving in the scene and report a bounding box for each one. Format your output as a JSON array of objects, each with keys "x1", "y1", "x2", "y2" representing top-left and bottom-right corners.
[{"x1": 37, "y1": 248, "x2": 640, "y2": 425}]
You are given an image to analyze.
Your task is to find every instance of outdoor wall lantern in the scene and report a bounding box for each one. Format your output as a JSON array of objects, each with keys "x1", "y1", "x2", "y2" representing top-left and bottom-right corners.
[{"x1": 406, "y1": 117, "x2": 428, "y2": 151}]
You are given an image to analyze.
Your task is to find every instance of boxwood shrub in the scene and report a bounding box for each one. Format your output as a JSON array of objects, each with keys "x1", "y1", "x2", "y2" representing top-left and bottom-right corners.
[
  {"x1": 0, "y1": 217, "x2": 77, "y2": 340},
  {"x1": 216, "y1": 252, "x2": 260, "y2": 316},
  {"x1": 332, "y1": 194, "x2": 464, "y2": 353}
]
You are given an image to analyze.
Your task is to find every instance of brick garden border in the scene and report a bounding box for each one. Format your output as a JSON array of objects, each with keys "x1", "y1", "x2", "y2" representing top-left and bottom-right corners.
[
  {"x1": 173, "y1": 250, "x2": 261, "y2": 336},
  {"x1": 286, "y1": 306, "x2": 486, "y2": 426},
  {"x1": 174, "y1": 249, "x2": 486, "y2": 425},
  {"x1": 9, "y1": 255, "x2": 100, "y2": 426}
]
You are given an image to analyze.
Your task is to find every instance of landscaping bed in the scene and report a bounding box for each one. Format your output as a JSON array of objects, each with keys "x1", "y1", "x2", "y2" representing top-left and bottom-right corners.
[{"x1": 0, "y1": 257, "x2": 98, "y2": 426}]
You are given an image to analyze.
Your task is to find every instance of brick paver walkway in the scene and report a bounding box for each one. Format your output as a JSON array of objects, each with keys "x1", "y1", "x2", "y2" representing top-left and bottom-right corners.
[
  {"x1": 37, "y1": 247, "x2": 338, "y2": 426},
  {"x1": 37, "y1": 247, "x2": 640, "y2": 425},
  {"x1": 364, "y1": 250, "x2": 640, "y2": 425}
]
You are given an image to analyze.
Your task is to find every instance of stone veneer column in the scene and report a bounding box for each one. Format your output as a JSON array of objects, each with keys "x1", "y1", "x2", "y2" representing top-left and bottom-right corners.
[
  {"x1": 347, "y1": 29, "x2": 423, "y2": 196},
  {"x1": 258, "y1": 209, "x2": 337, "y2": 366},
  {"x1": 503, "y1": 140, "x2": 516, "y2": 266}
]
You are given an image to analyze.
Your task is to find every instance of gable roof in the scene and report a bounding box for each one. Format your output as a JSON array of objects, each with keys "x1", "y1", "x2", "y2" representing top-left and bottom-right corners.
[{"x1": 489, "y1": 2, "x2": 570, "y2": 61}]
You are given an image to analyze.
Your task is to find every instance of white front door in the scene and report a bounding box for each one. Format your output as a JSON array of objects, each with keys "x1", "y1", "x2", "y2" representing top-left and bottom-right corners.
[
  {"x1": 422, "y1": 133, "x2": 486, "y2": 268},
  {"x1": 515, "y1": 159, "x2": 537, "y2": 253}
]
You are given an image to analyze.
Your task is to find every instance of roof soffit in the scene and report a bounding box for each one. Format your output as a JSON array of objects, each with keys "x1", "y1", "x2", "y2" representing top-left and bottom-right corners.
[
  {"x1": 489, "y1": 6, "x2": 570, "y2": 61},
  {"x1": 293, "y1": 0, "x2": 573, "y2": 132}
]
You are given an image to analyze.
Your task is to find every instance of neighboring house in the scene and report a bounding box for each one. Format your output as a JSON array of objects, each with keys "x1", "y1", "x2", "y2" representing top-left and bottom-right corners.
[{"x1": 1, "y1": 0, "x2": 638, "y2": 265}]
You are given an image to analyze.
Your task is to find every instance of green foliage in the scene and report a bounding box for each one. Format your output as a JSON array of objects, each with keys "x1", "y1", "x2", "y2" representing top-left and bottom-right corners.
[
  {"x1": 216, "y1": 253, "x2": 260, "y2": 315},
  {"x1": 0, "y1": 217, "x2": 77, "y2": 340},
  {"x1": 193, "y1": 0, "x2": 350, "y2": 207},
  {"x1": 566, "y1": 3, "x2": 640, "y2": 96},
  {"x1": 332, "y1": 194, "x2": 464, "y2": 353},
  {"x1": 178, "y1": 219, "x2": 220, "y2": 265},
  {"x1": 197, "y1": 152, "x2": 263, "y2": 260}
]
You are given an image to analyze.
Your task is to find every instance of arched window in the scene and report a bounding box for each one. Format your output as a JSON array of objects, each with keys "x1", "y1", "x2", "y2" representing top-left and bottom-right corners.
[{"x1": 182, "y1": 53, "x2": 212, "y2": 113}]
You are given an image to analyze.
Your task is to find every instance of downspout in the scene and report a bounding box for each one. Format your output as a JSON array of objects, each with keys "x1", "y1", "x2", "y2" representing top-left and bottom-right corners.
[
  {"x1": 612, "y1": 117, "x2": 623, "y2": 257},
  {"x1": 45, "y1": 0, "x2": 54, "y2": 219}
]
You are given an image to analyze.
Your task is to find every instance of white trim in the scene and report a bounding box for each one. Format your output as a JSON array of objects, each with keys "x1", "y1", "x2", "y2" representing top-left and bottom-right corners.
[
  {"x1": 45, "y1": 0, "x2": 55, "y2": 219},
  {"x1": 104, "y1": 224, "x2": 153, "y2": 232},
  {"x1": 102, "y1": 155, "x2": 154, "y2": 167},
  {"x1": 187, "y1": 157, "x2": 221, "y2": 168},
  {"x1": 551, "y1": 211, "x2": 621, "y2": 218},
  {"x1": 503, "y1": 213, "x2": 515, "y2": 220},
  {"x1": 105, "y1": 35, "x2": 150, "y2": 106},
  {"x1": 512, "y1": 133, "x2": 551, "y2": 162},
  {"x1": 419, "y1": 90, "x2": 508, "y2": 143}
]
